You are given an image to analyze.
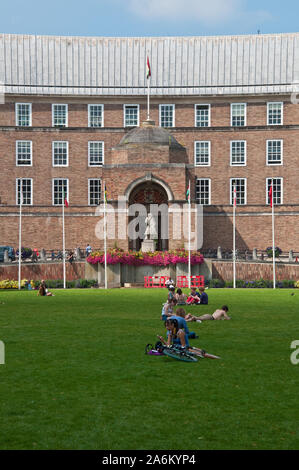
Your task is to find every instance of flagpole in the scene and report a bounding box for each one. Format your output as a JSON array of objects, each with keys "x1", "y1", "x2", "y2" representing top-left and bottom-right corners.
[
  {"x1": 18, "y1": 183, "x2": 22, "y2": 291},
  {"x1": 271, "y1": 179, "x2": 276, "y2": 289},
  {"x1": 147, "y1": 79, "x2": 150, "y2": 120},
  {"x1": 104, "y1": 182, "x2": 107, "y2": 290},
  {"x1": 233, "y1": 185, "x2": 236, "y2": 289},
  {"x1": 188, "y1": 180, "x2": 191, "y2": 289},
  {"x1": 62, "y1": 193, "x2": 66, "y2": 289}
]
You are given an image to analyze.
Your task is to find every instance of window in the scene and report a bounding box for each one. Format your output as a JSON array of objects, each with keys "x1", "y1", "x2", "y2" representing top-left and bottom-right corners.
[
  {"x1": 16, "y1": 179, "x2": 32, "y2": 205},
  {"x1": 52, "y1": 104, "x2": 68, "y2": 127},
  {"x1": 230, "y1": 141, "x2": 246, "y2": 166},
  {"x1": 53, "y1": 179, "x2": 68, "y2": 206},
  {"x1": 88, "y1": 142, "x2": 104, "y2": 166},
  {"x1": 267, "y1": 140, "x2": 283, "y2": 165},
  {"x1": 230, "y1": 178, "x2": 246, "y2": 205},
  {"x1": 267, "y1": 102, "x2": 283, "y2": 125},
  {"x1": 196, "y1": 179, "x2": 211, "y2": 205},
  {"x1": 195, "y1": 104, "x2": 210, "y2": 127},
  {"x1": 266, "y1": 178, "x2": 283, "y2": 205},
  {"x1": 89, "y1": 179, "x2": 102, "y2": 206},
  {"x1": 15, "y1": 103, "x2": 32, "y2": 127},
  {"x1": 88, "y1": 104, "x2": 104, "y2": 127},
  {"x1": 53, "y1": 142, "x2": 68, "y2": 167},
  {"x1": 16, "y1": 141, "x2": 32, "y2": 166},
  {"x1": 194, "y1": 141, "x2": 211, "y2": 166},
  {"x1": 231, "y1": 103, "x2": 246, "y2": 127},
  {"x1": 124, "y1": 105, "x2": 139, "y2": 127},
  {"x1": 159, "y1": 104, "x2": 175, "y2": 128}
]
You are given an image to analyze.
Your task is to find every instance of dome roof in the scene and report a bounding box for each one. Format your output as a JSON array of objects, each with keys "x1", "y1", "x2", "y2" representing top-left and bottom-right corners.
[{"x1": 117, "y1": 120, "x2": 185, "y2": 150}]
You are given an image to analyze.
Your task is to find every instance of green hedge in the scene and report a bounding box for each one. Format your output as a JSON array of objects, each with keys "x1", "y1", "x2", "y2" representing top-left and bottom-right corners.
[
  {"x1": 204, "y1": 279, "x2": 295, "y2": 288},
  {"x1": 34, "y1": 279, "x2": 98, "y2": 289}
]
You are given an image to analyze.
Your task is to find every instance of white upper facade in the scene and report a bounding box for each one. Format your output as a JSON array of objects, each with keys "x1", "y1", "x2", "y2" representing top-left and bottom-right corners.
[{"x1": 1, "y1": 32, "x2": 299, "y2": 96}]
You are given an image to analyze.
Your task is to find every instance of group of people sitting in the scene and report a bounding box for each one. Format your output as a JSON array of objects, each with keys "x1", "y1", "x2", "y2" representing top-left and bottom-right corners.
[{"x1": 159, "y1": 281, "x2": 230, "y2": 354}]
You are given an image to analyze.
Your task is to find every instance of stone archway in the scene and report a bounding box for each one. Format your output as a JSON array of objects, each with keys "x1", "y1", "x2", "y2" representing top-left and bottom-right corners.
[{"x1": 128, "y1": 181, "x2": 169, "y2": 251}]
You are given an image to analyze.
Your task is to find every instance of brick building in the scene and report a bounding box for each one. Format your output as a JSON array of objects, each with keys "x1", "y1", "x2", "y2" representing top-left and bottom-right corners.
[{"x1": 0, "y1": 32, "x2": 298, "y2": 252}]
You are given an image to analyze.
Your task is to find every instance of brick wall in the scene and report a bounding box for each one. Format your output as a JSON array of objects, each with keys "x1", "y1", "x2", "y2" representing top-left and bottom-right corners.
[
  {"x1": 212, "y1": 261, "x2": 299, "y2": 281},
  {"x1": 0, "y1": 261, "x2": 85, "y2": 281}
]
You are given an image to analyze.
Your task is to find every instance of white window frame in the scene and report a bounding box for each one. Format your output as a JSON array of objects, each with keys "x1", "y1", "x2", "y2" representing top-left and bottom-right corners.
[
  {"x1": 88, "y1": 104, "x2": 104, "y2": 128},
  {"x1": 231, "y1": 103, "x2": 247, "y2": 127},
  {"x1": 230, "y1": 140, "x2": 247, "y2": 167},
  {"x1": 123, "y1": 104, "x2": 140, "y2": 127},
  {"x1": 52, "y1": 104, "x2": 68, "y2": 127},
  {"x1": 267, "y1": 102, "x2": 283, "y2": 126},
  {"x1": 194, "y1": 141, "x2": 211, "y2": 167},
  {"x1": 266, "y1": 178, "x2": 283, "y2": 205},
  {"x1": 52, "y1": 178, "x2": 69, "y2": 206},
  {"x1": 196, "y1": 178, "x2": 211, "y2": 205},
  {"x1": 16, "y1": 178, "x2": 33, "y2": 205},
  {"x1": 194, "y1": 104, "x2": 211, "y2": 127},
  {"x1": 266, "y1": 139, "x2": 283, "y2": 166},
  {"x1": 16, "y1": 140, "x2": 33, "y2": 166},
  {"x1": 52, "y1": 141, "x2": 69, "y2": 167},
  {"x1": 88, "y1": 179, "x2": 102, "y2": 206},
  {"x1": 15, "y1": 103, "x2": 32, "y2": 127},
  {"x1": 88, "y1": 141, "x2": 104, "y2": 167},
  {"x1": 230, "y1": 178, "x2": 247, "y2": 205},
  {"x1": 159, "y1": 104, "x2": 175, "y2": 128}
]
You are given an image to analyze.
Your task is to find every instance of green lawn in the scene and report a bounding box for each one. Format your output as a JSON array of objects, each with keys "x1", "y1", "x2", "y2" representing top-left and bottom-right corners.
[{"x1": 0, "y1": 288, "x2": 298, "y2": 450}]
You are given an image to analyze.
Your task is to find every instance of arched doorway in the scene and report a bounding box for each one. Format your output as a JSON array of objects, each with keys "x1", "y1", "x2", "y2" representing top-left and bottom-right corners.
[{"x1": 128, "y1": 181, "x2": 169, "y2": 251}]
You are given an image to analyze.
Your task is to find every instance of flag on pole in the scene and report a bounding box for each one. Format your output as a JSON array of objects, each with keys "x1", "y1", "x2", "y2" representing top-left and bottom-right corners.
[
  {"x1": 268, "y1": 183, "x2": 273, "y2": 208},
  {"x1": 104, "y1": 183, "x2": 108, "y2": 203},
  {"x1": 233, "y1": 185, "x2": 237, "y2": 207},
  {"x1": 63, "y1": 188, "x2": 69, "y2": 207},
  {"x1": 186, "y1": 182, "x2": 190, "y2": 203},
  {"x1": 146, "y1": 56, "x2": 151, "y2": 79}
]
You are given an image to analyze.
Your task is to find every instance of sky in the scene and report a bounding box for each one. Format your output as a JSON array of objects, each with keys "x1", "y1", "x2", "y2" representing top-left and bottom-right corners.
[{"x1": 0, "y1": 0, "x2": 298, "y2": 38}]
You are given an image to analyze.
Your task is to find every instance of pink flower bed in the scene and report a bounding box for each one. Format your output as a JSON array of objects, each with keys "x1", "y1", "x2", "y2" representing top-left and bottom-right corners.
[{"x1": 87, "y1": 249, "x2": 204, "y2": 266}]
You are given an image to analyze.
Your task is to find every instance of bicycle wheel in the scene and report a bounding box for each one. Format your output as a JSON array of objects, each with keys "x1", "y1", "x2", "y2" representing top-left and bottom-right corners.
[{"x1": 163, "y1": 347, "x2": 198, "y2": 363}]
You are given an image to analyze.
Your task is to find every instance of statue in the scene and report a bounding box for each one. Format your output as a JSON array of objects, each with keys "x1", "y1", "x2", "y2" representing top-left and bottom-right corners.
[{"x1": 144, "y1": 213, "x2": 158, "y2": 240}]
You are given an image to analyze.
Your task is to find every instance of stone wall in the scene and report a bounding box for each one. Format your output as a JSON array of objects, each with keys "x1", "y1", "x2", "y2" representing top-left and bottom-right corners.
[{"x1": 212, "y1": 261, "x2": 299, "y2": 281}]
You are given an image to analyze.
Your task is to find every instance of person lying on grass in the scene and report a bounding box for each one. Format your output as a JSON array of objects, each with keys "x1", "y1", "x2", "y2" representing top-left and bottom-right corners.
[
  {"x1": 157, "y1": 318, "x2": 204, "y2": 357},
  {"x1": 185, "y1": 305, "x2": 230, "y2": 322}
]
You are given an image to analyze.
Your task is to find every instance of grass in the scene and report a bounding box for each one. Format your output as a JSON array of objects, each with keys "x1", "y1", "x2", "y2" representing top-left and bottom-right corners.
[{"x1": 0, "y1": 287, "x2": 299, "y2": 450}]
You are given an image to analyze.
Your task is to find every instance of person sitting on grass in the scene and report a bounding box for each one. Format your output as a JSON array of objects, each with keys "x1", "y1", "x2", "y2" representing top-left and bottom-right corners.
[
  {"x1": 167, "y1": 285, "x2": 176, "y2": 302},
  {"x1": 38, "y1": 280, "x2": 55, "y2": 297},
  {"x1": 161, "y1": 297, "x2": 177, "y2": 321},
  {"x1": 185, "y1": 305, "x2": 230, "y2": 322},
  {"x1": 172, "y1": 307, "x2": 198, "y2": 340},
  {"x1": 198, "y1": 286, "x2": 208, "y2": 305},
  {"x1": 186, "y1": 287, "x2": 201, "y2": 305},
  {"x1": 175, "y1": 288, "x2": 187, "y2": 305},
  {"x1": 157, "y1": 319, "x2": 204, "y2": 358}
]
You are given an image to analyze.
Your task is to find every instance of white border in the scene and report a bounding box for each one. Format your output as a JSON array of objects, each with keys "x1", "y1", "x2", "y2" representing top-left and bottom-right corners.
[
  {"x1": 266, "y1": 139, "x2": 283, "y2": 166},
  {"x1": 52, "y1": 178, "x2": 69, "y2": 206},
  {"x1": 194, "y1": 141, "x2": 211, "y2": 167},
  {"x1": 230, "y1": 140, "x2": 247, "y2": 167},
  {"x1": 52, "y1": 141, "x2": 69, "y2": 167},
  {"x1": 196, "y1": 178, "x2": 211, "y2": 205},
  {"x1": 16, "y1": 178, "x2": 33, "y2": 205},
  {"x1": 88, "y1": 178, "x2": 102, "y2": 206},
  {"x1": 16, "y1": 140, "x2": 33, "y2": 167},
  {"x1": 267, "y1": 102, "x2": 284, "y2": 126},
  {"x1": 52, "y1": 104, "x2": 68, "y2": 127},
  {"x1": 88, "y1": 104, "x2": 104, "y2": 128},
  {"x1": 194, "y1": 104, "x2": 211, "y2": 127},
  {"x1": 88, "y1": 141, "x2": 104, "y2": 167},
  {"x1": 230, "y1": 103, "x2": 247, "y2": 127},
  {"x1": 123, "y1": 104, "x2": 140, "y2": 127},
  {"x1": 230, "y1": 178, "x2": 247, "y2": 205},
  {"x1": 159, "y1": 104, "x2": 175, "y2": 128},
  {"x1": 15, "y1": 103, "x2": 32, "y2": 127}
]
